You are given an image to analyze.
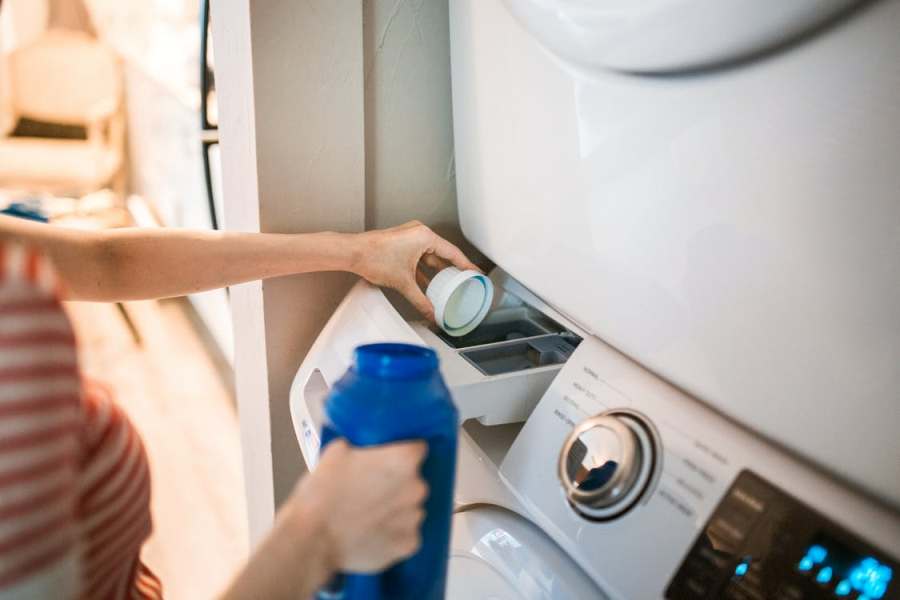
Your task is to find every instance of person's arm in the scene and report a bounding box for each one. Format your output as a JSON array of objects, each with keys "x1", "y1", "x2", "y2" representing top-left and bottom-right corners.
[
  {"x1": 0, "y1": 216, "x2": 478, "y2": 319},
  {"x1": 220, "y1": 440, "x2": 428, "y2": 600}
]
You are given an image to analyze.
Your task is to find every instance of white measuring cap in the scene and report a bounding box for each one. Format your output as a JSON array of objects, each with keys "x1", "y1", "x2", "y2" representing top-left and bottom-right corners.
[{"x1": 426, "y1": 267, "x2": 493, "y2": 337}]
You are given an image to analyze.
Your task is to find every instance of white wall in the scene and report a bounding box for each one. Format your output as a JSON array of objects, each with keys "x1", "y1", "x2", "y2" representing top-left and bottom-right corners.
[
  {"x1": 213, "y1": 0, "x2": 472, "y2": 543},
  {"x1": 211, "y1": 0, "x2": 365, "y2": 544},
  {"x1": 364, "y1": 0, "x2": 485, "y2": 263},
  {"x1": 365, "y1": 2, "x2": 454, "y2": 231}
]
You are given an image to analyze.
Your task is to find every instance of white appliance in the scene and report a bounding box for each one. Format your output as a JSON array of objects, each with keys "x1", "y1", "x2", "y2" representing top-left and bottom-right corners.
[{"x1": 291, "y1": 0, "x2": 900, "y2": 598}]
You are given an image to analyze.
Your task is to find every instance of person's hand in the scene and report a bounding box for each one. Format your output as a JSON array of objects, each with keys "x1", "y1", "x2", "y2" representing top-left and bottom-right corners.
[
  {"x1": 287, "y1": 439, "x2": 429, "y2": 573},
  {"x1": 219, "y1": 440, "x2": 429, "y2": 600},
  {"x1": 350, "y1": 221, "x2": 480, "y2": 321}
]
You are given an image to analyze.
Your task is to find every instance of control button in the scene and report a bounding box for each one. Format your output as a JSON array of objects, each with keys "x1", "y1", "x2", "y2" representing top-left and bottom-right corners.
[
  {"x1": 849, "y1": 558, "x2": 892, "y2": 599},
  {"x1": 726, "y1": 473, "x2": 774, "y2": 514},
  {"x1": 807, "y1": 545, "x2": 828, "y2": 563},
  {"x1": 724, "y1": 579, "x2": 765, "y2": 600},
  {"x1": 723, "y1": 585, "x2": 759, "y2": 600},
  {"x1": 729, "y1": 486, "x2": 767, "y2": 514},
  {"x1": 734, "y1": 562, "x2": 749, "y2": 577},
  {"x1": 708, "y1": 512, "x2": 750, "y2": 551},
  {"x1": 774, "y1": 584, "x2": 804, "y2": 600},
  {"x1": 682, "y1": 556, "x2": 716, "y2": 582},
  {"x1": 743, "y1": 569, "x2": 761, "y2": 588},
  {"x1": 558, "y1": 410, "x2": 658, "y2": 520},
  {"x1": 697, "y1": 543, "x2": 730, "y2": 570},
  {"x1": 683, "y1": 576, "x2": 711, "y2": 598},
  {"x1": 797, "y1": 557, "x2": 814, "y2": 572},
  {"x1": 815, "y1": 566, "x2": 833, "y2": 584},
  {"x1": 724, "y1": 588, "x2": 751, "y2": 600},
  {"x1": 834, "y1": 580, "x2": 852, "y2": 596},
  {"x1": 678, "y1": 563, "x2": 719, "y2": 596},
  {"x1": 561, "y1": 416, "x2": 637, "y2": 505},
  {"x1": 773, "y1": 529, "x2": 795, "y2": 550}
]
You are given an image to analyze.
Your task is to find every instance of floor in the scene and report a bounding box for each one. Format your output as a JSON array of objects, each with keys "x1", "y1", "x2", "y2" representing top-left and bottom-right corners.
[{"x1": 65, "y1": 298, "x2": 248, "y2": 600}]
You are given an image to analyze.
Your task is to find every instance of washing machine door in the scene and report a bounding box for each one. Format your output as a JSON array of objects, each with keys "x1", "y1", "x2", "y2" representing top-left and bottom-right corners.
[
  {"x1": 503, "y1": 0, "x2": 863, "y2": 72},
  {"x1": 447, "y1": 506, "x2": 605, "y2": 600}
]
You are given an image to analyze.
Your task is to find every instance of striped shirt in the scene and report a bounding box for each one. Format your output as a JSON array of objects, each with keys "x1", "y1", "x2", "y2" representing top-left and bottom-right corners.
[{"x1": 0, "y1": 243, "x2": 161, "y2": 599}]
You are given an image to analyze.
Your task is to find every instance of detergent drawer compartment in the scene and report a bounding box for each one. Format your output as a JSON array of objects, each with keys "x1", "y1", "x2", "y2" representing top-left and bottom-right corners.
[
  {"x1": 408, "y1": 272, "x2": 584, "y2": 425},
  {"x1": 436, "y1": 306, "x2": 566, "y2": 349},
  {"x1": 460, "y1": 333, "x2": 580, "y2": 376}
]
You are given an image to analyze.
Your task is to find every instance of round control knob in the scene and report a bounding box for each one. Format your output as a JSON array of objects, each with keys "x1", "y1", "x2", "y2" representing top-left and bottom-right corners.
[{"x1": 558, "y1": 410, "x2": 658, "y2": 520}]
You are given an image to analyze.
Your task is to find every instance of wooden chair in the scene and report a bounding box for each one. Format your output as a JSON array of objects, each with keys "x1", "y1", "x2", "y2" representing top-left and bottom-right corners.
[{"x1": 0, "y1": 29, "x2": 125, "y2": 197}]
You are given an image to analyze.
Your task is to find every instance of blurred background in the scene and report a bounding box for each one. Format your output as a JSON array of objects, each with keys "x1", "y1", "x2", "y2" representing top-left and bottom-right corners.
[{"x1": 0, "y1": 0, "x2": 247, "y2": 597}]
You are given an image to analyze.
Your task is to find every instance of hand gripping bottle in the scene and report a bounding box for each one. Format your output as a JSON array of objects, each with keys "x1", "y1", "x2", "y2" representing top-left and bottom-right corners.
[{"x1": 318, "y1": 343, "x2": 458, "y2": 600}]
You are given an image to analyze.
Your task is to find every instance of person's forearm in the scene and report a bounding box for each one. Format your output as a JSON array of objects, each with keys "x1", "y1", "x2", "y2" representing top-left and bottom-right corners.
[
  {"x1": 0, "y1": 215, "x2": 362, "y2": 301},
  {"x1": 79, "y1": 228, "x2": 361, "y2": 301},
  {"x1": 220, "y1": 501, "x2": 335, "y2": 600},
  {"x1": 1, "y1": 215, "x2": 478, "y2": 315}
]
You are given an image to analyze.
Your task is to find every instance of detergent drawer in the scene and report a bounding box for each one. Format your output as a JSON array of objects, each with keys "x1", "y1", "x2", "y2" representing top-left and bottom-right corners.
[{"x1": 288, "y1": 269, "x2": 583, "y2": 470}]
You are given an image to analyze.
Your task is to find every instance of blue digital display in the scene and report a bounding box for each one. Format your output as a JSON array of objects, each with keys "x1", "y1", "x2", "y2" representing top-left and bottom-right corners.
[
  {"x1": 797, "y1": 535, "x2": 893, "y2": 599},
  {"x1": 818, "y1": 566, "x2": 834, "y2": 584},
  {"x1": 809, "y1": 545, "x2": 830, "y2": 563}
]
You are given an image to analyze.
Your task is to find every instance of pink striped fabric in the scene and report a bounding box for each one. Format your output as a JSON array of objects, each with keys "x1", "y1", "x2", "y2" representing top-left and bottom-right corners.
[{"x1": 0, "y1": 243, "x2": 161, "y2": 599}]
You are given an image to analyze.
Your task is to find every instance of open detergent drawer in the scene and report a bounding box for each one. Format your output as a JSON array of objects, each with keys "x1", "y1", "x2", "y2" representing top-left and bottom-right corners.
[{"x1": 288, "y1": 269, "x2": 582, "y2": 470}]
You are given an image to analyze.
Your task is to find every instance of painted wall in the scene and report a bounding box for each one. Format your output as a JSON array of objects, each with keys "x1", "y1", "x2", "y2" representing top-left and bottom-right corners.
[
  {"x1": 213, "y1": 0, "x2": 473, "y2": 543},
  {"x1": 212, "y1": 0, "x2": 365, "y2": 544},
  {"x1": 365, "y1": 2, "x2": 453, "y2": 227},
  {"x1": 364, "y1": 0, "x2": 484, "y2": 261}
]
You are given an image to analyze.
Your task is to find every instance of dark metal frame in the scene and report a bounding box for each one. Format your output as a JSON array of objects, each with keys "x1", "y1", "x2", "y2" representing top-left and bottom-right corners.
[{"x1": 200, "y1": 0, "x2": 220, "y2": 232}]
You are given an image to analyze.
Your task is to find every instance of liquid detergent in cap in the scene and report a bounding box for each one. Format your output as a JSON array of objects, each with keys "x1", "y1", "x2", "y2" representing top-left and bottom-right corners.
[{"x1": 317, "y1": 343, "x2": 458, "y2": 600}]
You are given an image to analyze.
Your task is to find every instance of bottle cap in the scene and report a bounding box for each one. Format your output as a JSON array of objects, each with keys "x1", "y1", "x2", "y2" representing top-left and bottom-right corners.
[
  {"x1": 426, "y1": 267, "x2": 493, "y2": 337},
  {"x1": 354, "y1": 343, "x2": 438, "y2": 379}
]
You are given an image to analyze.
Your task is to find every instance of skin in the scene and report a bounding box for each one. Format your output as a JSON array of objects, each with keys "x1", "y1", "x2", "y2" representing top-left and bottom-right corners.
[
  {"x1": 0, "y1": 214, "x2": 478, "y2": 597},
  {"x1": 221, "y1": 440, "x2": 429, "y2": 600},
  {"x1": 0, "y1": 215, "x2": 480, "y2": 320}
]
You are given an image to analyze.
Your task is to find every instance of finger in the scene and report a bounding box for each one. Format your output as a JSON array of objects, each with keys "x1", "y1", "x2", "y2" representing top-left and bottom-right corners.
[
  {"x1": 368, "y1": 440, "x2": 428, "y2": 476},
  {"x1": 391, "y1": 440, "x2": 428, "y2": 466},
  {"x1": 392, "y1": 478, "x2": 429, "y2": 509},
  {"x1": 430, "y1": 235, "x2": 480, "y2": 273},
  {"x1": 420, "y1": 253, "x2": 450, "y2": 273},
  {"x1": 415, "y1": 269, "x2": 430, "y2": 291},
  {"x1": 409, "y1": 479, "x2": 429, "y2": 505},
  {"x1": 318, "y1": 438, "x2": 349, "y2": 463},
  {"x1": 411, "y1": 507, "x2": 426, "y2": 529},
  {"x1": 392, "y1": 530, "x2": 422, "y2": 560},
  {"x1": 386, "y1": 508, "x2": 426, "y2": 537},
  {"x1": 400, "y1": 219, "x2": 424, "y2": 230},
  {"x1": 400, "y1": 282, "x2": 436, "y2": 322},
  {"x1": 394, "y1": 440, "x2": 429, "y2": 471}
]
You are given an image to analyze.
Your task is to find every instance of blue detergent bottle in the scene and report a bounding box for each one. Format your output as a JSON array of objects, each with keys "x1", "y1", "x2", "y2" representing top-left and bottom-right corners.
[{"x1": 318, "y1": 343, "x2": 458, "y2": 600}]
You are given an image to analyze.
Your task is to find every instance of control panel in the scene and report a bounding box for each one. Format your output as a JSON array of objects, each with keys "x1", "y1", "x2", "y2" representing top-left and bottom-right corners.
[
  {"x1": 499, "y1": 334, "x2": 899, "y2": 599},
  {"x1": 667, "y1": 470, "x2": 897, "y2": 600}
]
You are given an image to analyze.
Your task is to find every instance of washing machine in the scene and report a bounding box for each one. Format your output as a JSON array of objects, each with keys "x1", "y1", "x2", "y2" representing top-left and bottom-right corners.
[{"x1": 290, "y1": 0, "x2": 900, "y2": 598}]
